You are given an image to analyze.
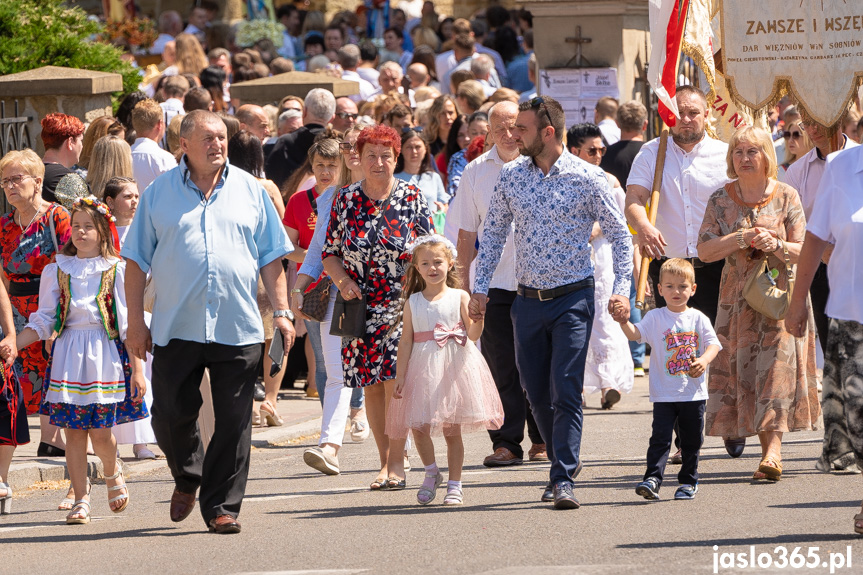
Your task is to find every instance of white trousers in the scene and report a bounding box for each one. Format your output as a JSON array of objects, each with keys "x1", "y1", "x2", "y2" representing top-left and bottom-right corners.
[{"x1": 319, "y1": 292, "x2": 353, "y2": 446}]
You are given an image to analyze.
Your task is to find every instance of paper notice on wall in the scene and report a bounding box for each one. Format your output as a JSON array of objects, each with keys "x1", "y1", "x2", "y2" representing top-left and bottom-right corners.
[{"x1": 538, "y1": 68, "x2": 619, "y2": 129}]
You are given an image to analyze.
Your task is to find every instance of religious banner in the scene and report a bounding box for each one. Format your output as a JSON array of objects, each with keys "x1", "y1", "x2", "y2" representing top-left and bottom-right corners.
[
  {"x1": 720, "y1": 0, "x2": 863, "y2": 128},
  {"x1": 537, "y1": 68, "x2": 619, "y2": 129}
]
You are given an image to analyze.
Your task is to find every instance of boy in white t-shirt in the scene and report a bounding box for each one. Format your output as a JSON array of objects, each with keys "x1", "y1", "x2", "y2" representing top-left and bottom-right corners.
[{"x1": 613, "y1": 258, "x2": 721, "y2": 500}]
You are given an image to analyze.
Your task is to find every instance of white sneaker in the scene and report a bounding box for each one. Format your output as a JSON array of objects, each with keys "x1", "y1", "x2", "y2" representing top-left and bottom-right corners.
[{"x1": 350, "y1": 419, "x2": 370, "y2": 443}]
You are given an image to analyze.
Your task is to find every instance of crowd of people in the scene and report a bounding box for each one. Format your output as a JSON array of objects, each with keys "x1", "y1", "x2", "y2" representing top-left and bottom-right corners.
[{"x1": 0, "y1": 1, "x2": 861, "y2": 538}]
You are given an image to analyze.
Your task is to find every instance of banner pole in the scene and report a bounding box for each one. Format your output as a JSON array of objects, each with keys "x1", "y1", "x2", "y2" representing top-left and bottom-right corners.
[{"x1": 635, "y1": 126, "x2": 669, "y2": 310}]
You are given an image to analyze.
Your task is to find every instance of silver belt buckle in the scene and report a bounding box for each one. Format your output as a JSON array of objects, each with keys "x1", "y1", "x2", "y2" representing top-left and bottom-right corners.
[{"x1": 538, "y1": 288, "x2": 553, "y2": 302}]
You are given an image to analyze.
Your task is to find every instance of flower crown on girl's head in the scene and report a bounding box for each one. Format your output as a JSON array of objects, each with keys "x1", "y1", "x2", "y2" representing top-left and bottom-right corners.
[
  {"x1": 72, "y1": 195, "x2": 117, "y2": 224},
  {"x1": 72, "y1": 195, "x2": 120, "y2": 249},
  {"x1": 407, "y1": 234, "x2": 458, "y2": 260}
]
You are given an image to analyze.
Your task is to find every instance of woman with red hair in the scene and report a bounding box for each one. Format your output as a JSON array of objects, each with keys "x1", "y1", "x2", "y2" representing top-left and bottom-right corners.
[
  {"x1": 40, "y1": 113, "x2": 85, "y2": 203},
  {"x1": 322, "y1": 124, "x2": 433, "y2": 490}
]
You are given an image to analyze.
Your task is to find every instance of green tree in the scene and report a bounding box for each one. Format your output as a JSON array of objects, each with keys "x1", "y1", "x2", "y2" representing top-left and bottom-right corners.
[{"x1": 0, "y1": 0, "x2": 139, "y2": 96}]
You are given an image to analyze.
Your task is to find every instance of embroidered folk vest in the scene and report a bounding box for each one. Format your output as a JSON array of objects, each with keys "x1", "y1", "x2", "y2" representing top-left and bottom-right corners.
[{"x1": 54, "y1": 264, "x2": 121, "y2": 340}]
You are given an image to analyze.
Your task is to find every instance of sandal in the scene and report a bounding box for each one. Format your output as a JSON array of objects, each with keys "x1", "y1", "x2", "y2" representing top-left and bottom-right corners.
[
  {"x1": 384, "y1": 476, "x2": 406, "y2": 491},
  {"x1": 260, "y1": 400, "x2": 284, "y2": 427},
  {"x1": 105, "y1": 460, "x2": 129, "y2": 513},
  {"x1": 65, "y1": 500, "x2": 91, "y2": 525},
  {"x1": 854, "y1": 512, "x2": 863, "y2": 535},
  {"x1": 0, "y1": 482, "x2": 12, "y2": 515},
  {"x1": 754, "y1": 456, "x2": 782, "y2": 481},
  {"x1": 370, "y1": 476, "x2": 387, "y2": 491},
  {"x1": 58, "y1": 478, "x2": 91, "y2": 511},
  {"x1": 443, "y1": 487, "x2": 463, "y2": 505},
  {"x1": 416, "y1": 471, "x2": 443, "y2": 505}
]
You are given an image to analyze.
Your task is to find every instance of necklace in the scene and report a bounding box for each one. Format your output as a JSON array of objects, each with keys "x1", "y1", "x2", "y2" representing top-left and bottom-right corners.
[
  {"x1": 16, "y1": 204, "x2": 41, "y2": 233},
  {"x1": 368, "y1": 181, "x2": 396, "y2": 217}
]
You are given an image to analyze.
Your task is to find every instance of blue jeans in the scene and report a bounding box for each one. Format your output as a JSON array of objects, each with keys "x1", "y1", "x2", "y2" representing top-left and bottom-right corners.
[
  {"x1": 512, "y1": 283, "x2": 594, "y2": 484},
  {"x1": 305, "y1": 320, "x2": 327, "y2": 406},
  {"x1": 306, "y1": 319, "x2": 363, "y2": 410},
  {"x1": 629, "y1": 281, "x2": 645, "y2": 368}
]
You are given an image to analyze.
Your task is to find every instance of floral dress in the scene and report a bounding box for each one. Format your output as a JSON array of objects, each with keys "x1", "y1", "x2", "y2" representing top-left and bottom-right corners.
[
  {"x1": 698, "y1": 182, "x2": 820, "y2": 438},
  {"x1": 323, "y1": 179, "x2": 433, "y2": 388},
  {"x1": 0, "y1": 205, "x2": 71, "y2": 413}
]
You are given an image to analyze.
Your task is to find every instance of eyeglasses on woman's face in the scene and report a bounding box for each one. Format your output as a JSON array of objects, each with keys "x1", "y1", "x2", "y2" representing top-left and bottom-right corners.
[{"x1": 0, "y1": 174, "x2": 34, "y2": 189}]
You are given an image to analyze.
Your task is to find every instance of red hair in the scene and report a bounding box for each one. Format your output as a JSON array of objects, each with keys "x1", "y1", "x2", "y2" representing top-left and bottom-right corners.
[
  {"x1": 466, "y1": 136, "x2": 486, "y2": 162},
  {"x1": 356, "y1": 124, "x2": 401, "y2": 157},
  {"x1": 40, "y1": 113, "x2": 85, "y2": 150}
]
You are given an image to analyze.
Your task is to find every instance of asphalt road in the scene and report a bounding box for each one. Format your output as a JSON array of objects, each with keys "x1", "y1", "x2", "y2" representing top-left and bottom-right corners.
[{"x1": 3, "y1": 377, "x2": 862, "y2": 575}]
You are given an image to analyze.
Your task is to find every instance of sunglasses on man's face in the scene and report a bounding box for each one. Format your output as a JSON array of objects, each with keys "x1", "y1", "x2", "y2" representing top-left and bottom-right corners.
[
  {"x1": 783, "y1": 130, "x2": 802, "y2": 140},
  {"x1": 579, "y1": 146, "x2": 607, "y2": 157},
  {"x1": 336, "y1": 112, "x2": 358, "y2": 120}
]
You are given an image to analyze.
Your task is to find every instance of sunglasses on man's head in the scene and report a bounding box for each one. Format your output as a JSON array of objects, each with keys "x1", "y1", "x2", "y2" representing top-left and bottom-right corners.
[
  {"x1": 783, "y1": 130, "x2": 802, "y2": 140},
  {"x1": 528, "y1": 96, "x2": 551, "y2": 123}
]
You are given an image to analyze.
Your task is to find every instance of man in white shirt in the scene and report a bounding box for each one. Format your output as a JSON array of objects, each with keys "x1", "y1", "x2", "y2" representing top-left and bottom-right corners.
[
  {"x1": 448, "y1": 101, "x2": 545, "y2": 467},
  {"x1": 183, "y1": 6, "x2": 209, "y2": 46},
  {"x1": 436, "y1": 22, "x2": 504, "y2": 93},
  {"x1": 783, "y1": 120, "x2": 858, "y2": 352},
  {"x1": 357, "y1": 41, "x2": 381, "y2": 88},
  {"x1": 595, "y1": 97, "x2": 621, "y2": 145},
  {"x1": 337, "y1": 45, "x2": 376, "y2": 103},
  {"x1": 626, "y1": 85, "x2": 735, "y2": 456},
  {"x1": 130, "y1": 99, "x2": 178, "y2": 193},
  {"x1": 151, "y1": 10, "x2": 183, "y2": 55},
  {"x1": 276, "y1": 4, "x2": 302, "y2": 60},
  {"x1": 159, "y1": 76, "x2": 188, "y2": 148}
]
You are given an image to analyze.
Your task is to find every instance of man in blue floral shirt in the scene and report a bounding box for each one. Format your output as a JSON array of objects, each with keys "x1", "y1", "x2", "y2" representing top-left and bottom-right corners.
[{"x1": 469, "y1": 96, "x2": 633, "y2": 510}]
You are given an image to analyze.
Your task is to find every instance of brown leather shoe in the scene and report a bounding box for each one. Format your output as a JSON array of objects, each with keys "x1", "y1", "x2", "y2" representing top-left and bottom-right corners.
[
  {"x1": 483, "y1": 447, "x2": 523, "y2": 467},
  {"x1": 528, "y1": 443, "x2": 549, "y2": 462},
  {"x1": 169, "y1": 488, "x2": 197, "y2": 523},
  {"x1": 208, "y1": 514, "x2": 241, "y2": 534}
]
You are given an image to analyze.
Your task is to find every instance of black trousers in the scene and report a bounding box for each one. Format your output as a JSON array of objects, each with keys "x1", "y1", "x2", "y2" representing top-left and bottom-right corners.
[
  {"x1": 151, "y1": 339, "x2": 262, "y2": 524},
  {"x1": 481, "y1": 288, "x2": 543, "y2": 458},
  {"x1": 810, "y1": 263, "x2": 830, "y2": 354},
  {"x1": 644, "y1": 400, "x2": 705, "y2": 488},
  {"x1": 648, "y1": 258, "x2": 724, "y2": 326}
]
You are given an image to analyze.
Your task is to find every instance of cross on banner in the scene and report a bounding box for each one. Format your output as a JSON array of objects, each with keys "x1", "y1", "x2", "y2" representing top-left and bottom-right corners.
[{"x1": 565, "y1": 26, "x2": 593, "y2": 68}]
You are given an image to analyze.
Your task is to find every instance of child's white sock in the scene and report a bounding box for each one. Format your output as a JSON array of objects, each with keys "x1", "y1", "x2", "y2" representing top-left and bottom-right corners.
[
  {"x1": 424, "y1": 463, "x2": 439, "y2": 475},
  {"x1": 447, "y1": 480, "x2": 462, "y2": 491}
]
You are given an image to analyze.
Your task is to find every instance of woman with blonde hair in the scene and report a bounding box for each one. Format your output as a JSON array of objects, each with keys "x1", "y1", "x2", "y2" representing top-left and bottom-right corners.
[
  {"x1": 85, "y1": 136, "x2": 133, "y2": 198},
  {"x1": 697, "y1": 126, "x2": 820, "y2": 482},
  {"x1": 778, "y1": 120, "x2": 814, "y2": 181},
  {"x1": 173, "y1": 33, "x2": 209, "y2": 76},
  {"x1": 76, "y1": 117, "x2": 125, "y2": 174}
]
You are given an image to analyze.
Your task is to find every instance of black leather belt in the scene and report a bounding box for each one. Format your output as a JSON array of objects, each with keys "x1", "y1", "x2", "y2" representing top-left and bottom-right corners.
[
  {"x1": 9, "y1": 279, "x2": 40, "y2": 297},
  {"x1": 655, "y1": 256, "x2": 708, "y2": 269},
  {"x1": 517, "y1": 277, "x2": 594, "y2": 301}
]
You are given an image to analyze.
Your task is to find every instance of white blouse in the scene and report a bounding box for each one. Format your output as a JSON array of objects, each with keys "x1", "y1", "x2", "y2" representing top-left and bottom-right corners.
[{"x1": 27, "y1": 255, "x2": 128, "y2": 341}]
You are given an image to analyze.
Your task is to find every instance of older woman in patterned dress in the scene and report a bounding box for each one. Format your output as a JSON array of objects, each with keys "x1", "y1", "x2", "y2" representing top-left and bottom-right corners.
[
  {"x1": 0, "y1": 150, "x2": 72, "y2": 455},
  {"x1": 697, "y1": 126, "x2": 820, "y2": 482},
  {"x1": 322, "y1": 125, "x2": 433, "y2": 490}
]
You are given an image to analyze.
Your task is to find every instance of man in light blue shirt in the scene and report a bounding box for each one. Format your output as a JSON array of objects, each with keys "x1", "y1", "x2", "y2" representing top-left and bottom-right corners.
[
  {"x1": 470, "y1": 96, "x2": 633, "y2": 510},
  {"x1": 123, "y1": 110, "x2": 294, "y2": 534}
]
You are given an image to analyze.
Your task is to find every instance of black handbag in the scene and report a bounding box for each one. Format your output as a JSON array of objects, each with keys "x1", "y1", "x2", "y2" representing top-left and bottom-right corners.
[{"x1": 329, "y1": 194, "x2": 389, "y2": 339}]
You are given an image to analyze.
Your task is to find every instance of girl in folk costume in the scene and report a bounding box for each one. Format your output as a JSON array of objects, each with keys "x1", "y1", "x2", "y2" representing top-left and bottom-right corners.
[
  {"x1": 12, "y1": 196, "x2": 147, "y2": 524},
  {"x1": 386, "y1": 235, "x2": 503, "y2": 506}
]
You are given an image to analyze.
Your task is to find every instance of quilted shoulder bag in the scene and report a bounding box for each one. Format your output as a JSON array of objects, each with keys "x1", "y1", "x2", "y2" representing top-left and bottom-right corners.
[{"x1": 743, "y1": 240, "x2": 794, "y2": 321}]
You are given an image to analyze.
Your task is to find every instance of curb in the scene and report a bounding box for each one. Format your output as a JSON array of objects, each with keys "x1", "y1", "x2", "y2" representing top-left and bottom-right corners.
[{"x1": 6, "y1": 417, "x2": 323, "y2": 492}]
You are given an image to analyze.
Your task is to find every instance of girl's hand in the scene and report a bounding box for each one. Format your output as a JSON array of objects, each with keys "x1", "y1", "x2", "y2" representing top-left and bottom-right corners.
[
  {"x1": 130, "y1": 371, "x2": 147, "y2": 401},
  {"x1": 687, "y1": 357, "x2": 707, "y2": 378},
  {"x1": 0, "y1": 335, "x2": 17, "y2": 366},
  {"x1": 392, "y1": 378, "x2": 405, "y2": 399}
]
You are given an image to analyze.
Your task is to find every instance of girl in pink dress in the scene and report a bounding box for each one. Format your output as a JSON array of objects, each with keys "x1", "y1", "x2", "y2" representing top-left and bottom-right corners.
[{"x1": 386, "y1": 235, "x2": 503, "y2": 506}]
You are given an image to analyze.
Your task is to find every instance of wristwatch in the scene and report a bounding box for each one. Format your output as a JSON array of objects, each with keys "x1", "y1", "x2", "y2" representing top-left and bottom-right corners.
[
  {"x1": 273, "y1": 309, "x2": 295, "y2": 321},
  {"x1": 774, "y1": 238, "x2": 784, "y2": 253}
]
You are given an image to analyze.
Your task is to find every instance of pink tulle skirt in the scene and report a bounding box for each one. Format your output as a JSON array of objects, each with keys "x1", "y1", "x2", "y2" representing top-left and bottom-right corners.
[{"x1": 386, "y1": 339, "x2": 504, "y2": 438}]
